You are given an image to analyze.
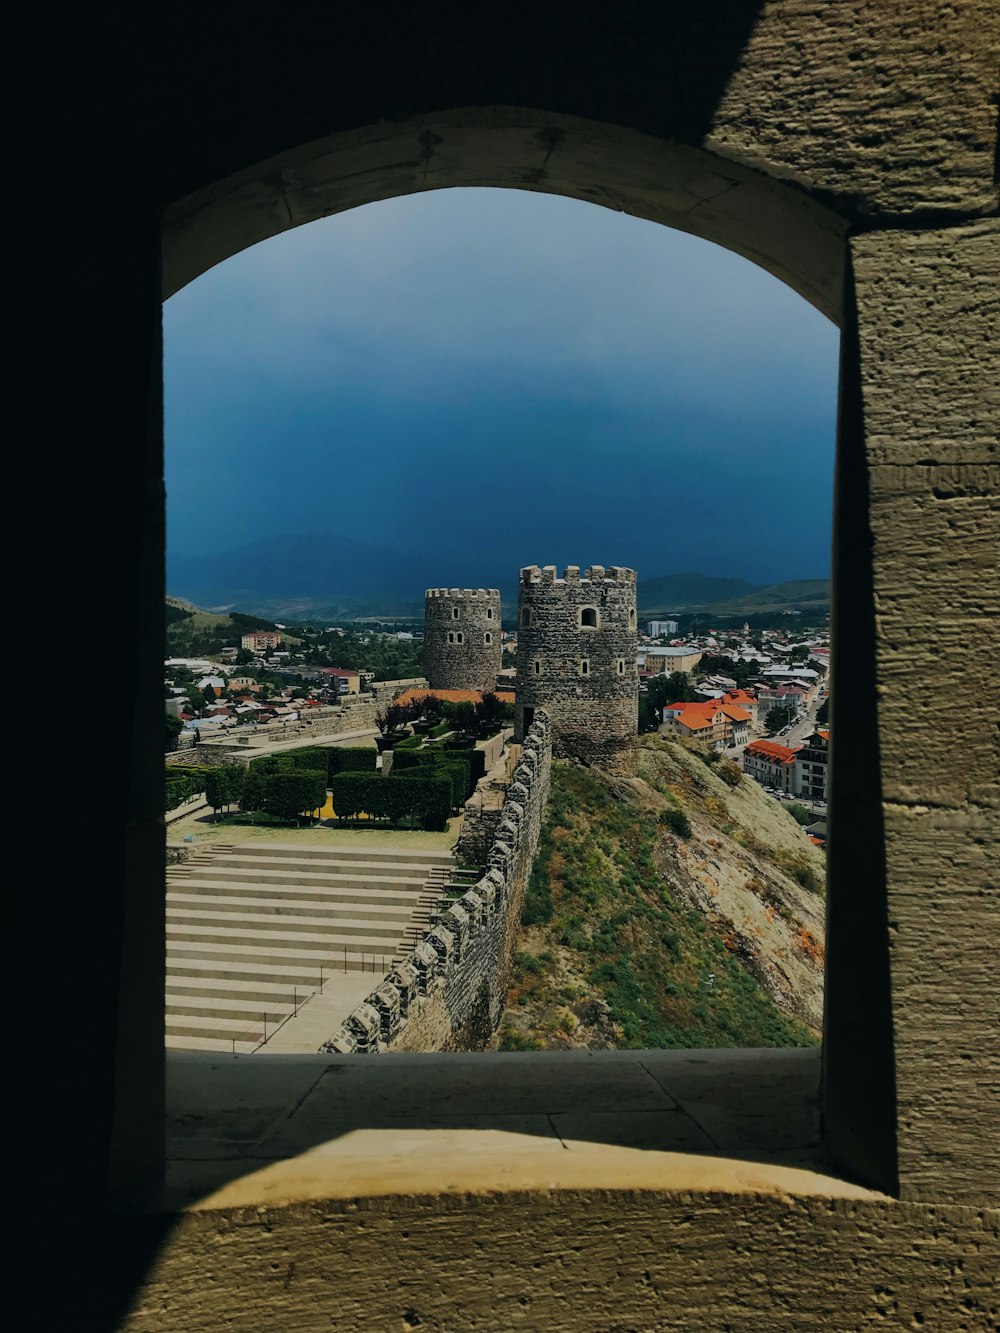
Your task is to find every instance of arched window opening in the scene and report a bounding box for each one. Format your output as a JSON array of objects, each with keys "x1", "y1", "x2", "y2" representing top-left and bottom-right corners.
[{"x1": 163, "y1": 184, "x2": 836, "y2": 1088}]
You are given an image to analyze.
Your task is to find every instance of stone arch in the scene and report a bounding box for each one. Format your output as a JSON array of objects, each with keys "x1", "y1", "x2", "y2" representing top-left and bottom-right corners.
[{"x1": 163, "y1": 109, "x2": 847, "y2": 320}]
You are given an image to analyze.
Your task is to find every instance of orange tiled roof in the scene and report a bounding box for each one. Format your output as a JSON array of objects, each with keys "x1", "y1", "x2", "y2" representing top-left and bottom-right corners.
[
  {"x1": 394, "y1": 687, "x2": 515, "y2": 707},
  {"x1": 745, "y1": 739, "x2": 799, "y2": 764}
]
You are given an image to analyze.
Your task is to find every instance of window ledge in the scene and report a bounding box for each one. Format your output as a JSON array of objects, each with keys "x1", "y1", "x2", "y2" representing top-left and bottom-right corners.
[{"x1": 144, "y1": 1047, "x2": 885, "y2": 1213}]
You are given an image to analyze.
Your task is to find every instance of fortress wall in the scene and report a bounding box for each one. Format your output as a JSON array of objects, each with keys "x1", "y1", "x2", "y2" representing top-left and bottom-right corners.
[{"x1": 321, "y1": 711, "x2": 552, "y2": 1054}]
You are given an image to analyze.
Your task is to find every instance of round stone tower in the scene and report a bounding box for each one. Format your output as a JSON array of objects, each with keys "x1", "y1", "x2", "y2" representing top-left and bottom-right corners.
[
  {"x1": 424, "y1": 588, "x2": 502, "y2": 692},
  {"x1": 515, "y1": 564, "x2": 638, "y2": 773}
]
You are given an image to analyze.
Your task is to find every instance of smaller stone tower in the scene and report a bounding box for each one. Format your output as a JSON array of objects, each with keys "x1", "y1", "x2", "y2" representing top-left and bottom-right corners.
[
  {"x1": 424, "y1": 588, "x2": 502, "y2": 692},
  {"x1": 515, "y1": 564, "x2": 638, "y2": 773}
]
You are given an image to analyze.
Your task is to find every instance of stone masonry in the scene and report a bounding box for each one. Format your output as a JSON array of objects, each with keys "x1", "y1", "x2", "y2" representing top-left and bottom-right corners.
[
  {"x1": 516, "y1": 564, "x2": 638, "y2": 774},
  {"x1": 424, "y1": 588, "x2": 502, "y2": 692},
  {"x1": 321, "y1": 710, "x2": 551, "y2": 1054}
]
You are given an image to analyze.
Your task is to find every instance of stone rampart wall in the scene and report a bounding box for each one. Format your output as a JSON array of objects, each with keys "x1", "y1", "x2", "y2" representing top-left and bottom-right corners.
[{"x1": 320, "y1": 711, "x2": 552, "y2": 1054}]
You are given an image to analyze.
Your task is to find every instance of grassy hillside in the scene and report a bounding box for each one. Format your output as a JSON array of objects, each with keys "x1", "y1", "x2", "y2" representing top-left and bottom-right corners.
[
  {"x1": 495, "y1": 736, "x2": 824, "y2": 1052},
  {"x1": 636, "y1": 572, "x2": 759, "y2": 610},
  {"x1": 165, "y1": 598, "x2": 298, "y2": 657},
  {"x1": 670, "y1": 578, "x2": 830, "y2": 616}
]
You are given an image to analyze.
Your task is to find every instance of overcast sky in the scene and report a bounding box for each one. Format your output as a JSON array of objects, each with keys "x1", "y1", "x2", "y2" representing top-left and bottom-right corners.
[{"x1": 164, "y1": 187, "x2": 838, "y2": 587}]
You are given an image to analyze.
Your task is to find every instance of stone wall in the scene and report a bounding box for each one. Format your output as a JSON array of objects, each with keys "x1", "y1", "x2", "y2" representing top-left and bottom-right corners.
[
  {"x1": 424, "y1": 588, "x2": 502, "y2": 691},
  {"x1": 516, "y1": 564, "x2": 638, "y2": 773},
  {"x1": 320, "y1": 711, "x2": 552, "y2": 1054}
]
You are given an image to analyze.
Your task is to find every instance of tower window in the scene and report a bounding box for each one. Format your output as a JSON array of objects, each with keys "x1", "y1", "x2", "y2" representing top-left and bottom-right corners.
[
  {"x1": 580, "y1": 659, "x2": 590, "y2": 676},
  {"x1": 628, "y1": 609, "x2": 636, "y2": 629},
  {"x1": 448, "y1": 631, "x2": 464, "y2": 645},
  {"x1": 452, "y1": 607, "x2": 460, "y2": 620},
  {"x1": 484, "y1": 632, "x2": 492, "y2": 646},
  {"x1": 580, "y1": 607, "x2": 598, "y2": 629},
  {"x1": 533, "y1": 659, "x2": 541, "y2": 676},
  {"x1": 617, "y1": 659, "x2": 626, "y2": 675},
  {"x1": 486, "y1": 608, "x2": 494, "y2": 620},
  {"x1": 520, "y1": 607, "x2": 532, "y2": 628}
]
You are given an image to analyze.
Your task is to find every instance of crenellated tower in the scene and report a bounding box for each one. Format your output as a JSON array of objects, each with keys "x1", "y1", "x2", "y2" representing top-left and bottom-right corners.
[
  {"x1": 515, "y1": 564, "x2": 638, "y2": 773},
  {"x1": 424, "y1": 588, "x2": 502, "y2": 692}
]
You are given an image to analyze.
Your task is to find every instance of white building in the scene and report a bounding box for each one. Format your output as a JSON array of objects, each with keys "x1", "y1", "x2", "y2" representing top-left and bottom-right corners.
[{"x1": 647, "y1": 619, "x2": 678, "y2": 636}]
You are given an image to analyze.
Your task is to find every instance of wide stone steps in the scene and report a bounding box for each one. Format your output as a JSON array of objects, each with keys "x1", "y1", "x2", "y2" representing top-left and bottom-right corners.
[
  {"x1": 170, "y1": 917, "x2": 405, "y2": 949},
  {"x1": 164, "y1": 840, "x2": 452, "y2": 1051},
  {"x1": 167, "y1": 933, "x2": 402, "y2": 974},
  {"x1": 171, "y1": 853, "x2": 441, "y2": 879},
  {"x1": 167, "y1": 875, "x2": 431, "y2": 907},
  {"x1": 168, "y1": 865, "x2": 432, "y2": 892},
  {"x1": 167, "y1": 953, "x2": 373, "y2": 988},
  {"x1": 166, "y1": 975, "x2": 312, "y2": 1004},
  {"x1": 196, "y1": 841, "x2": 452, "y2": 867},
  {"x1": 167, "y1": 891, "x2": 422, "y2": 925}
]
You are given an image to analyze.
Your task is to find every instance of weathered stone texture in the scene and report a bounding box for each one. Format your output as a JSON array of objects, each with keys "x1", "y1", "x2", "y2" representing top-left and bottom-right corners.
[
  {"x1": 851, "y1": 220, "x2": 998, "y2": 808},
  {"x1": 321, "y1": 713, "x2": 551, "y2": 1054},
  {"x1": 424, "y1": 588, "x2": 502, "y2": 692},
  {"x1": 516, "y1": 564, "x2": 638, "y2": 774},
  {"x1": 711, "y1": 2, "x2": 999, "y2": 215},
  {"x1": 123, "y1": 1189, "x2": 999, "y2": 1332},
  {"x1": 846, "y1": 220, "x2": 999, "y2": 1203}
]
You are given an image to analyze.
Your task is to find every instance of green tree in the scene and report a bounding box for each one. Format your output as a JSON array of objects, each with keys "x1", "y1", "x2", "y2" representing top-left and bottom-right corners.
[
  {"x1": 235, "y1": 647, "x2": 253, "y2": 665},
  {"x1": 165, "y1": 711, "x2": 183, "y2": 751},
  {"x1": 766, "y1": 704, "x2": 796, "y2": 735},
  {"x1": 202, "y1": 684, "x2": 217, "y2": 711}
]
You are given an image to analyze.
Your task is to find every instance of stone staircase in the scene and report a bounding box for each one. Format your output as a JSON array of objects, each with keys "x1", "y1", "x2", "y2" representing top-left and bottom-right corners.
[{"x1": 166, "y1": 842, "x2": 454, "y2": 1052}]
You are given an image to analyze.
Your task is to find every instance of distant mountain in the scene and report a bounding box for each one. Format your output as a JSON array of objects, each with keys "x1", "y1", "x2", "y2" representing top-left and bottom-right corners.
[
  {"x1": 637, "y1": 572, "x2": 761, "y2": 611},
  {"x1": 638, "y1": 572, "x2": 829, "y2": 615},
  {"x1": 701, "y1": 579, "x2": 829, "y2": 614},
  {"x1": 168, "y1": 535, "x2": 828, "y2": 622}
]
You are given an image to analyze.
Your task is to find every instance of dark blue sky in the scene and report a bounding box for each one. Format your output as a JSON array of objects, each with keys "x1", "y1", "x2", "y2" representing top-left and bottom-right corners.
[{"x1": 165, "y1": 188, "x2": 838, "y2": 587}]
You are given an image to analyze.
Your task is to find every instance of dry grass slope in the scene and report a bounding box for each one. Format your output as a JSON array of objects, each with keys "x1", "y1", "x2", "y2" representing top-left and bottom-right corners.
[{"x1": 494, "y1": 735, "x2": 824, "y2": 1052}]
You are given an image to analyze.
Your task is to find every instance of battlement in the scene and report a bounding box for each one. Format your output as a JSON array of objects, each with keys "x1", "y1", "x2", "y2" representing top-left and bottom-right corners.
[
  {"x1": 519, "y1": 564, "x2": 636, "y2": 586},
  {"x1": 425, "y1": 588, "x2": 501, "y2": 599}
]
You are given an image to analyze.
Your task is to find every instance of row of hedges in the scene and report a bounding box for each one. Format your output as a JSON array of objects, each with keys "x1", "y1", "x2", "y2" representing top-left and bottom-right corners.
[
  {"x1": 165, "y1": 765, "x2": 213, "y2": 812},
  {"x1": 390, "y1": 742, "x2": 486, "y2": 802},
  {"x1": 252, "y1": 744, "x2": 375, "y2": 783},
  {"x1": 242, "y1": 771, "x2": 327, "y2": 823},
  {"x1": 331, "y1": 772, "x2": 452, "y2": 831}
]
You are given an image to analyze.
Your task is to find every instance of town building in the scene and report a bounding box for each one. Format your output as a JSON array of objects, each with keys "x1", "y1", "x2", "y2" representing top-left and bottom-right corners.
[
  {"x1": 240, "y1": 629, "x2": 282, "y2": 652},
  {"x1": 636, "y1": 645, "x2": 702, "y2": 674},
  {"x1": 796, "y1": 729, "x2": 830, "y2": 802},
  {"x1": 321, "y1": 667, "x2": 361, "y2": 695},
  {"x1": 661, "y1": 697, "x2": 752, "y2": 749},
  {"x1": 647, "y1": 619, "x2": 678, "y2": 636},
  {"x1": 756, "y1": 683, "x2": 808, "y2": 725},
  {"x1": 743, "y1": 738, "x2": 801, "y2": 793}
]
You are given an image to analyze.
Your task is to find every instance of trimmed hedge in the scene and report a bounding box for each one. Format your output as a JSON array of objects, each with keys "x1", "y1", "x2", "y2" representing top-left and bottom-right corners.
[
  {"x1": 331, "y1": 772, "x2": 452, "y2": 831},
  {"x1": 165, "y1": 765, "x2": 213, "y2": 812},
  {"x1": 327, "y1": 746, "x2": 377, "y2": 776},
  {"x1": 239, "y1": 769, "x2": 325, "y2": 821},
  {"x1": 390, "y1": 746, "x2": 473, "y2": 805}
]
